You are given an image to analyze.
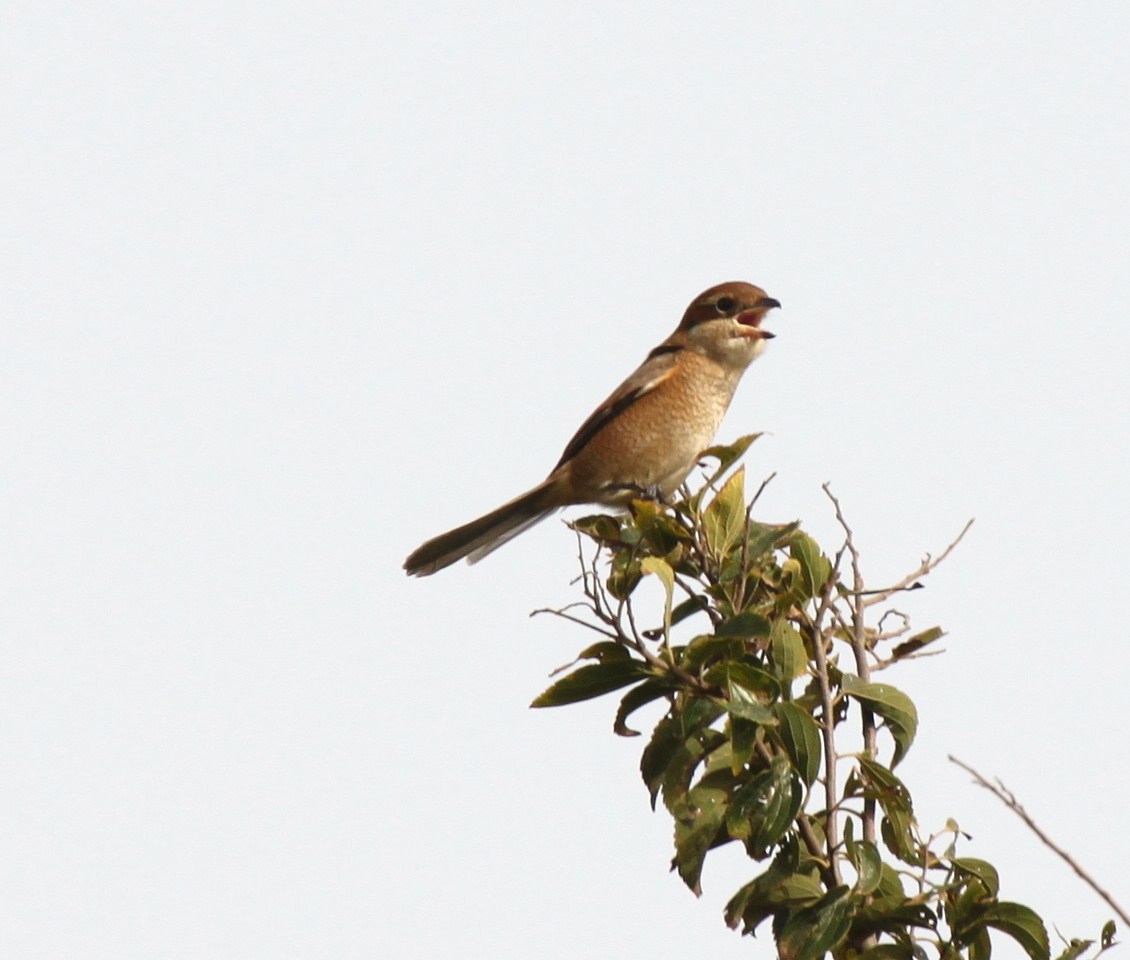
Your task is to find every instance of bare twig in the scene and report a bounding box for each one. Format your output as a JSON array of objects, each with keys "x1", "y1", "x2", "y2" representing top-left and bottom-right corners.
[
  {"x1": 871, "y1": 649, "x2": 947, "y2": 672},
  {"x1": 530, "y1": 605, "x2": 618, "y2": 640},
  {"x1": 542, "y1": 534, "x2": 682, "y2": 678},
  {"x1": 949, "y1": 756, "x2": 1130, "y2": 928},
  {"x1": 877, "y1": 609, "x2": 912, "y2": 639},
  {"x1": 862, "y1": 518, "x2": 975, "y2": 608},
  {"x1": 750, "y1": 470, "x2": 777, "y2": 508}
]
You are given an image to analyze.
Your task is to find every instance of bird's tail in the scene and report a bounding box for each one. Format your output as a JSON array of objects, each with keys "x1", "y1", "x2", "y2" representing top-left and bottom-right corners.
[{"x1": 403, "y1": 478, "x2": 562, "y2": 577}]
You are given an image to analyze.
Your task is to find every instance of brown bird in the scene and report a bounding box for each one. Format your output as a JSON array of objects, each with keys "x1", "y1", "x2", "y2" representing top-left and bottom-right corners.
[{"x1": 404, "y1": 281, "x2": 780, "y2": 576}]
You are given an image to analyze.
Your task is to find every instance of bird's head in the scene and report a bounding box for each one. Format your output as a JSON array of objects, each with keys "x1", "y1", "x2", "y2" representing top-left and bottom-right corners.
[{"x1": 676, "y1": 281, "x2": 781, "y2": 368}]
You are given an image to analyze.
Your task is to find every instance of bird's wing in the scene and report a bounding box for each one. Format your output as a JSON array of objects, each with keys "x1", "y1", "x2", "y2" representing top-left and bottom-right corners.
[{"x1": 551, "y1": 344, "x2": 682, "y2": 471}]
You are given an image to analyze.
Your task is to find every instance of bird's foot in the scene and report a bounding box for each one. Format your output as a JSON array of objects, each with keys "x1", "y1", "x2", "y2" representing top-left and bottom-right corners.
[{"x1": 617, "y1": 482, "x2": 673, "y2": 506}]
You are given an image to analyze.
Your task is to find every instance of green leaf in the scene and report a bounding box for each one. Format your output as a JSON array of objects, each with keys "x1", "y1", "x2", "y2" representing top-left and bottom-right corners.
[
  {"x1": 857, "y1": 758, "x2": 918, "y2": 863},
  {"x1": 879, "y1": 816, "x2": 918, "y2": 866},
  {"x1": 530, "y1": 660, "x2": 646, "y2": 707},
  {"x1": 776, "y1": 885, "x2": 854, "y2": 960},
  {"x1": 613, "y1": 678, "x2": 671, "y2": 737},
  {"x1": 853, "y1": 894, "x2": 937, "y2": 938},
  {"x1": 1055, "y1": 939, "x2": 1094, "y2": 960},
  {"x1": 788, "y1": 531, "x2": 831, "y2": 599},
  {"x1": 745, "y1": 520, "x2": 801, "y2": 562},
  {"x1": 669, "y1": 594, "x2": 711, "y2": 628},
  {"x1": 842, "y1": 675, "x2": 919, "y2": 767},
  {"x1": 890, "y1": 625, "x2": 945, "y2": 661},
  {"x1": 980, "y1": 902, "x2": 1050, "y2": 960},
  {"x1": 855, "y1": 840, "x2": 883, "y2": 895},
  {"x1": 729, "y1": 716, "x2": 759, "y2": 773},
  {"x1": 680, "y1": 697, "x2": 726, "y2": 737},
  {"x1": 1102, "y1": 920, "x2": 1117, "y2": 949},
  {"x1": 605, "y1": 553, "x2": 642, "y2": 600},
  {"x1": 716, "y1": 610, "x2": 772, "y2": 639},
  {"x1": 640, "y1": 555, "x2": 675, "y2": 591},
  {"x1": 699, "y1": 433, "x2": 760, "y2": 486},
  {"x1": 660, "y1": 728, "x2": 726, "y2": 818},
  {"x1": 773, "y1": 701, "x2": 821, "y2": 786},
  {"x1": 875, "y1": 863, "x2": 908, "y2": 901},
  {"x1": 856, "y1": 757, "x2": 911, "y2": 799},
  {"x1": 681, "y1": 633, "x2": 742, "y2": 673},
  {"x1": 629, "y1": 497, "x2": 663, "y2": 529},
  {"x1": 857, "y1": 946, "x2": 916, "y2": 960},
  {"x1": 754, "y1": 765, "x2": 802, "y2": 852},
  {"x1": 725, "y1": 874, "x2": 776, "y2": 933},
  {"x1": 708, "y1": 661, "x2": 780, "y2": 724},
  {"x1": 642, "y1": 512, "x2": 690, "y2": 558},
  {"x1": 640, "y1": 556, "x2": 675, "y2": 639},
  {"x1": 672, "y1": 787, "x2": 728, "y2": 895},
  {"x1": 702, "y1": 742, "x2": 736, "y2": 776},
  {"x1": 969, "y1": 926, "x2": 992, "y2": 960},
  {"x1": 726, "y1": 757, "x2": 801, "y2": 852},
  {"x1": 770, "y1": 619, "x2": 807, "y2": 686},
  {"x1": 640, "y1": 716, "x2": 684, "y2": 808},
  {"x1": 660, "y1": 736, "x2": 706, "y2": 818},
  {"x1": 704, "y1": 467, "x2": 747, "y2": 558},
  {"x1": 570, "y1": 513, "x2": 622, "y2": 543},
  {"x1": 951, "y1": 857, "x2": 1000, "y2": 897},
  {"x1": 952, "y1": 874, "x2": 994, "y2": 928},
  {"x1": 727, "y1": 869, "x2": 826, "y2": 936},
  {"x1": 575, "y1": 640, "x2": 632, "y2": 663},
  {"x1": 724, "y1": 840, "x2": 822, "y2": 935},
  {"x1": 721, "y1": 678, "x2": 776, "y2": 724},
  {"x1": 704, "y1": 661, "x2": 781, "y2": 704}
]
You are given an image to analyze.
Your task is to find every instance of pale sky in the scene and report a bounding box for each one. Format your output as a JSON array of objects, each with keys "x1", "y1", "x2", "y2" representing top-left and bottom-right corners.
[{"x1": 4, "y1": 3, "x2": 1129, "y2": 958}]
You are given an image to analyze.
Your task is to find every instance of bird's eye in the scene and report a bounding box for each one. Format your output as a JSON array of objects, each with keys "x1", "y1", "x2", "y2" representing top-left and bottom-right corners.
[{"x1": 715, "y1": 296, "x2": 737, "y2": 314}]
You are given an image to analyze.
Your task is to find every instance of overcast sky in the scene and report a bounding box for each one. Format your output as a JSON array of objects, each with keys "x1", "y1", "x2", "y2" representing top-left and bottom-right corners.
[{"x1": 4, "y1": 3, "x2": 1129, "y2": 958}]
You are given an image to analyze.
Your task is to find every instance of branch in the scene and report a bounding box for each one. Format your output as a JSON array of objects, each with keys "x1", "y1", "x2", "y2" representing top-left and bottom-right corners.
[
  {"x1": 823, "y1": 488, "x2": 880, "y2": 851},
  {"x1": 862, "y1": 518, "x2": 975, "y2": 608},
  {"x1": 750, "y1": 470, "x2": 777, "y2": 507},
  {"x1": 805, "y1": 555, "x2": 846, "y2": 886},
  {"x1": 949, "y1": 756, "x2": 1130, "y2": 928}
]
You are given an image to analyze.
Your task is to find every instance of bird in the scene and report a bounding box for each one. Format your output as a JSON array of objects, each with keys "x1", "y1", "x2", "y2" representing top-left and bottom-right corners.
[{"x1": 403, "y1": 281, "x2": 780, "y2": 576}]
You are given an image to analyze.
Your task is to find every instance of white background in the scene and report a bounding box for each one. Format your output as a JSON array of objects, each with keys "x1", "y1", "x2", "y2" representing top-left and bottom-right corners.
[{"x1": 4, "y1": 3, "x2": 1128, "y2": 957}]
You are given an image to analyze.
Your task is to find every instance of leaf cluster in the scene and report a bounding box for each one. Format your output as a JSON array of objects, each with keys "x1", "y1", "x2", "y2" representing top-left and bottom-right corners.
[{"x1": 532, "y1": 437, "x2": 1114, "y2": 960}]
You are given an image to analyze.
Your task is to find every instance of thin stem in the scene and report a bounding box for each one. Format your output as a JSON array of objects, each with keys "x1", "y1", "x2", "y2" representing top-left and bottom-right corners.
[
  {"x1": 530, "y1": 606, "x2": 618, "y2": 640},
  {"x1": 949, "y1": 756, "x2": 1130, "y2": 928},
  {"x1": 861, "y1": 518, "x2": 975, "y2": 609},
  {"x1": 749, "y1": 470, "x2": 777, "y2": 507},
  {"x1": 807, "y1": 574, "x2": 845, "y2": 886},
  {"x1": 824, "y1": 485, "x2": 878, "y2": 850}
]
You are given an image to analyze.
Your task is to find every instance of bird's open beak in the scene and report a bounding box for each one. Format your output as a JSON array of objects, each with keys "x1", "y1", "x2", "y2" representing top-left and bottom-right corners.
[{"x1": 736, "y1": 297, "x2": 781, "y2": 339}]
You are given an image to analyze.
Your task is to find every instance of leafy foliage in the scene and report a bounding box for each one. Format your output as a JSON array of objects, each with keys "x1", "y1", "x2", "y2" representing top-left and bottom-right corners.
[{"x1": 532, "y1": 436, "x2": 1116, "y2": 959}]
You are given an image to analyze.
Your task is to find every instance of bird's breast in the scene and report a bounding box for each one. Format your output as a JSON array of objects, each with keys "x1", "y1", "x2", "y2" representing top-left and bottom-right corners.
[{"x1": 562, "y1": 352, "x2": 744, "y2": 504}]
